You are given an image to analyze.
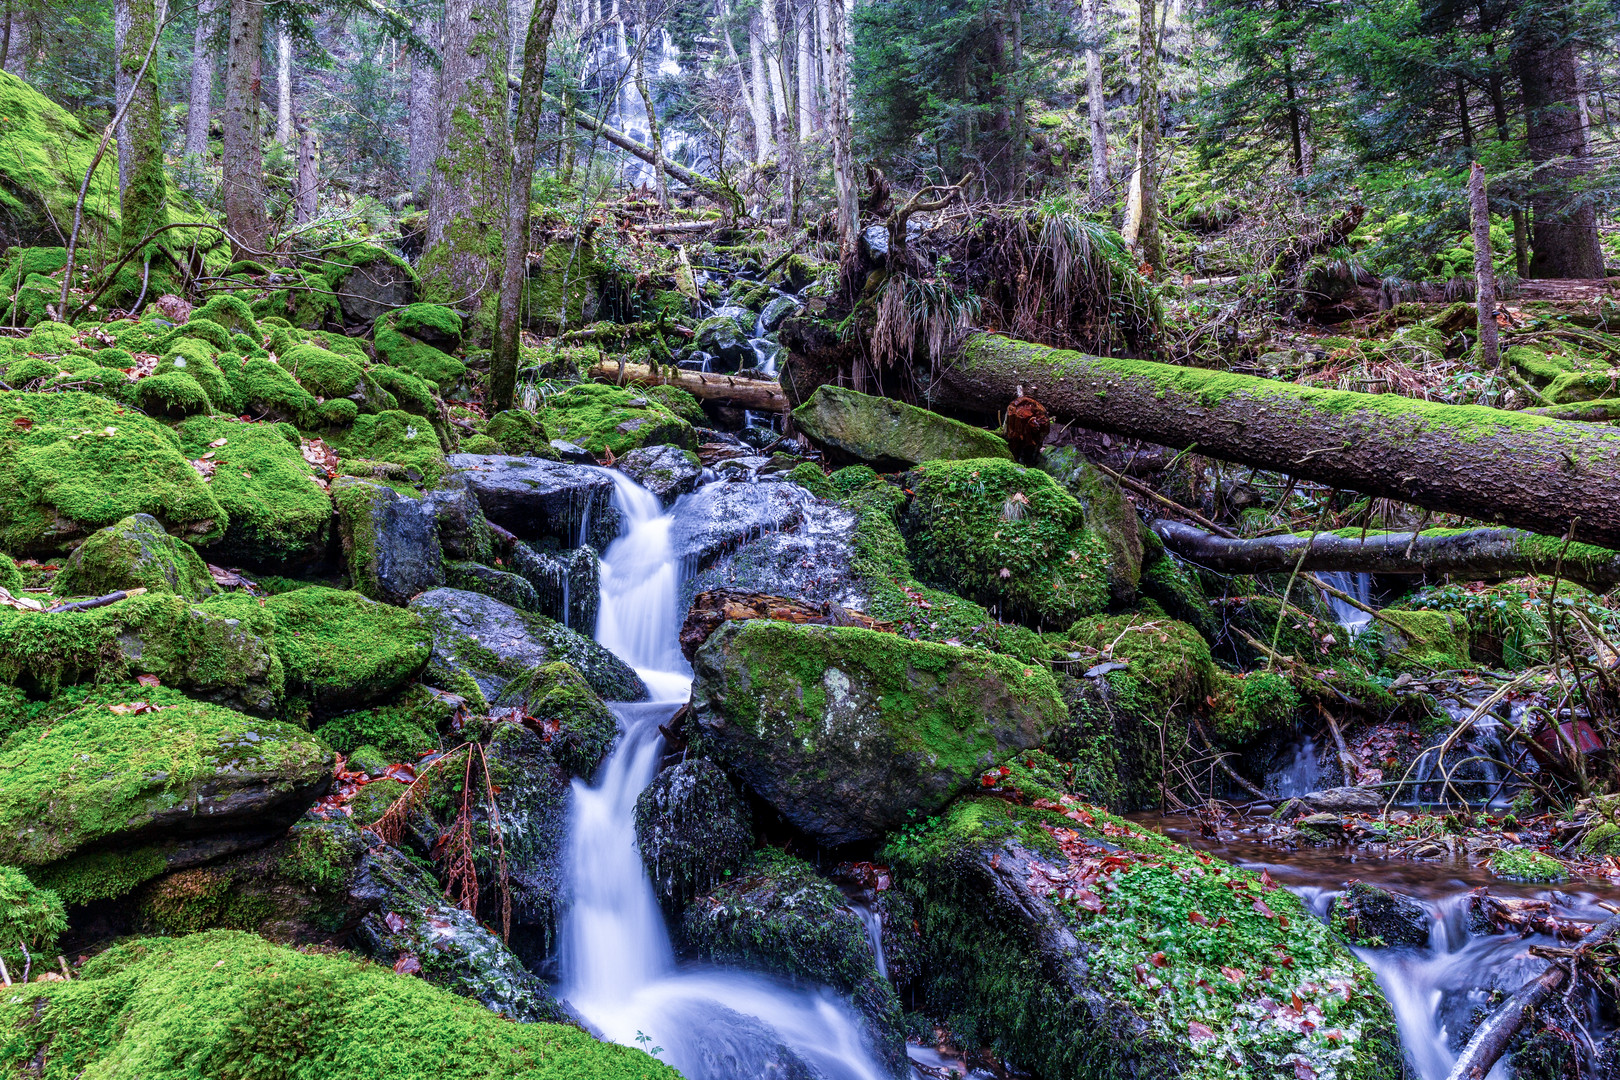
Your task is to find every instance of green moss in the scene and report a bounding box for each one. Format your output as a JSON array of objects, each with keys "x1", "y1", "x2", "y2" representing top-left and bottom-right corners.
[
  {"x1": 190, "y1": 295, "x2": 260, "y2": 337},
  {"x1": 159, "y1": 337, "x2": 237, "y2": 411},
  {"x1": 0, "y1": 865, "x2": 65, "y2": 972},
  {"x1": 313, "y1": 686, "x2": 444, "y2": 762},
  {"x1": 522, "y1": 242, "x2": 600, "y2": 332},
  {"x1": 338, "y1": 410, "x2": 447, "y2": 483},
  {"x1": 538, "y1": 382, "x2": 696, "y2": 457},
  {"x1": 1065, "y1": 612, "x2": 1219, "y2": 715},
  {"x1": 1504, "y1": 345, "x2": 1574, "y2": 384},
  {"x1": 642, "y1": 384, "x2": 707, "y2": 426},
  {"x1": 482, "y1": 409, "x2": 557, "y2": 457},
  {"x1": 175, "y1": 317, "x2": 233, "y2": 353},
  {"x1": 133, "y1": 371, "x2": 212, "y2": 417},
  {"x1": 251, "y1": 268, "x2": 343, "y2": 330},
  {"x1": 904, "y1": 458, "x2": 1112, "y2": 627},
  {"x1": 55, "y1": 513, "x2": 215, "y2": 599},
  {"x1": 492, "y1": 661, "x2": 614, "y2": 777},
  {"x1": 282, "y1": 343, "x2": 369, "y2": 402},
  {"x1": 393, "y1": 302, "x2": 463, "y2": 347},
  {"x1": 1215, "y1": 670, "x2": 1301, "y2": 744},
  {"x1": 373, "y1": 321, "x2": 467, "y2": 391},
  {"x1": 1581, "y1": 821, "x2": 1620, "y2": 856},
  {"x1": 222, "y1": 355, "x2": 320, "y2": 422},
  {"x1": 175, "y1": 416, "x2": 332, "y2": 567},
  {"x1": 0, "y1": 931, "x2": 680, "y2": 1080},
  {"x1": 31, "y1": 846, "x2": 169, "y2": 904},
  {"x1": 369, "y1": 365, "x2": 438, "y2": 418},
  {"x1": 1488, "y1": 848, "x2": 1567, "y2": 882},
  {"x1": 0, "y1": 391, "x2": 225, "y2": 554},
  {"x1": 1374, "y1": 609, "x2": 1471, "y2": 671},
  {"x1": 265, "y1": 587, "x2": 432, "y2": 721}
]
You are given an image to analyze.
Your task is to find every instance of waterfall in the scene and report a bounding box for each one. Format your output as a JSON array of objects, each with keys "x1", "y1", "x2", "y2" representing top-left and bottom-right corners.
[
  {"x1": 1317, "y1": 571, "x2": 1374, "y2": 637},
  {"x1": 1272, "y1": 736, "x2": 1322, "y2": 798},
  {"x1": 557, "y1": 471, "x2": 893, "y2": 1080}
]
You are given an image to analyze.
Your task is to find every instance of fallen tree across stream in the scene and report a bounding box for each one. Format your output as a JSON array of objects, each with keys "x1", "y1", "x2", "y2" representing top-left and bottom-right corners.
[
  {"x1": 1152, "y1": 520, "x2": 1620, "y2": 589},
  {"x1": 921, "y1": 334, "x2": 1620, "y2": 549},
  {"x1": 587, "y1": 360, "x2": 789, "y2": 412}
]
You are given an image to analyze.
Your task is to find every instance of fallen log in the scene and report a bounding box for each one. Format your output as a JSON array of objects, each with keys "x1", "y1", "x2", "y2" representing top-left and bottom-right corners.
[
  {"x1": 559, "y1": 320, "x2": 694, "y2": 344},
  {"x1": 1153, "y1": 520, "x2": 1620, "y2": 588},
  {"x1": 927, "y1": 334, "x2": 1620, "y2": 549},
  {"x1": 587, "y1": 361, "x2": 789, "y2": 412},
  {"x1": 1445, "y1": 910, "x2": 1620, "y2": 1080}
]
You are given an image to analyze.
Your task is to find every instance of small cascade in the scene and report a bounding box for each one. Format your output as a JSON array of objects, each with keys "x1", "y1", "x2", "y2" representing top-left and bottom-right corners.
[
  {"x1": 1318, "y1": 570, "x2": 1374, "y2": 637},
  {"x1": 1272, "y1": 736, "x2": 1323, "y2": 798},
  {"x1": 845, "y1": 897, "x2": 888, "y2": 981}
]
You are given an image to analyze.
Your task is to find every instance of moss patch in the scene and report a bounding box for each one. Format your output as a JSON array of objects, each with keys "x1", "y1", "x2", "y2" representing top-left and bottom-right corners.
[{"x1": 538, "y1": 382, "x2": 696, "y2": 458}]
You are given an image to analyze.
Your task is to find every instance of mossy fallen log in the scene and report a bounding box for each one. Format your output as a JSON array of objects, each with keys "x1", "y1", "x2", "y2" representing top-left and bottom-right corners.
[
  {"x1": 930, "y1": 334, "x2": 1620, "y2": 548},
  {"x1": 586, "y1": 360, "x2": 788, "y2": 411}
]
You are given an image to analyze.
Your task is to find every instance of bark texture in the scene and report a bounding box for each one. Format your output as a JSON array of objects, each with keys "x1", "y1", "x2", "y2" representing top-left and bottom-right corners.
[
  {"x1": 294, "y1": 118, "x2": 318, "y2": 223},
  {"x1": 1133, "y1": 0, "x2": 1161, "y2": 270},
  {"x1": 222, "y1": 0, "x2": 270, "y2": 257},
  {"x1": 586, "y1": 360, "x2": 789, "y2": 410},
  {"x1": 185, "y1": 0, "x2": 219, "y2": 161},
  {"x1": 275, "y1": 28, "x2": 294, "y2": 145},
  {"x1": 117, "y1": 0, "x2": 166, "y2": 255},
  {"x1": 926, "y1": 333, "x2": 1620, "y2": 548},
  {"x1": 1519, "y1": 40, "x2": 1605, "y2": 278},
  {"x1": 1469, "y1": 162, "x2": 1500, "y2": 369},
  {"x1": 1083, "y1": 0, "x2": 1107, "y2": 205},
  {"x1": 825, "y1": 0, "x2": 857, "y2": 256},
  {"x1": 407, "y1": 13, "x2": 440, "y2": 189}
]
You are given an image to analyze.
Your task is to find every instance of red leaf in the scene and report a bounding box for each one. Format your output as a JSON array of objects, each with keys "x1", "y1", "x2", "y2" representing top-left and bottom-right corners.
[
  {"x1": 1253, "y1": 896, "x2": 1276, "y2": 919},
  {"x1": 1292, "y1": 992, "x2": 1305, "y2": 1011},
  {"x1": 1188, "y1": 911, "x2": 1209, "y2": 926},
  {"x1": 1220, "y1": 966, "x2": 1245, "y2": 984},
  {"x1": 1149, "y1": 952, "x2": 1169, "y2": 967},
  {"x1": 1294, "y1": 1061, "x2": 1317, "y2": 1080},
  {"x1": 393, "y1": 953, "x2": 422, "y2": 975},
  {"x1": 383, "y1": 911, "x2": 407, "y2": 933},
  {"x1": 1261, "y1": 869, "x2": 1279, "y2": 891},
  {"x1": 136, "y1": 674, "x2": 160, "y2": 688},
  {"x1": 12, "y1": 417, "x2": 33, "y2": 429},
  {"x1": 1188, "y1": 1022, "x2": 1216, "y2": 1041}
]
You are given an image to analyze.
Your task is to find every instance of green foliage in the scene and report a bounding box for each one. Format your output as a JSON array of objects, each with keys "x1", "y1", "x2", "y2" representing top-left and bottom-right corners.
[
  {"x1": 339, "y1": 409, "x2": 448, "y2": 482},
  {"x1": 0, "y1": 865, "x2": 66, "y2": 971},
  {"x1": 1487, "y1": 849, "x2": 1566, "y2": 882},
  {"x1": 313, "y1": 685, "x2": 444, "y2": 762},
  {"x1": 265, "y1": 587, "x2": 432, "y2": 721}
]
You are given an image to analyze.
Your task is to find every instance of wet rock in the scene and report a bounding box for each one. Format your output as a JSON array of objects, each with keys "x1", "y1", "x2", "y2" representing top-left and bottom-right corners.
[
  {"x1": 410, "y1": 587, "x2": 646, "y2": 706},
  {"x1": 1329, "y1": 882, "x2": 1432, "y2": 947},
  {"x1": 1300, "y1": 786, "x2": 1385, "y2": 813},
  {"x1": 670, "y1": 479, "x2": 811, "y2": 573},
  {"x1": 682, "y1": 850, "x2": 907, "y2": 1076},
  {"x1": 619, "y1": 444, "x2": 703, "y2": 507},
  {"x1": 634, "y1": 757, "x2": 753, "y2": 912},
  {"x1": 481, "y1": 721, "x2": 571, "y2": 955},
  {"x1": 445, "y1": 559, "x2": 540, "y2": 611},
  {"x1": 682, "y1": 498, "x2": 867, "y2": 614},
  {"x1": 446, "y1": 453, "x2": 613, "y2": 549},
  {"x1": 56, "y1": 513, "x2": 217, "y2": 600},
  {"x1": 536, "y1": 383, "x2": 698, "y2": 458},
  {"x1": 793, "y1": 385, "x2": 1013, "y2": 470},
  {"x1": 679, "y1": 589, "x2": 890, "y2": 662},
  {"x1": 493, "y1": 661, "x2": 617, "y2": 778},
  {"x1": 332, "y1": 477, "x2": 445, "y2": 606},
  {"x1": 508, "y1": 541, "x2": 599, "y2": 632},
  {"x1": 352, "y1": 838, "x2": 564, "y2": 1022},
  {"x1": 690, "y1": 619, "x2": 1065, "y2": 845},
  {"x1": 759, "y1": 295, "x2": 800, "y2": 332},
  {"x1": 693, "y1": 314, "x2": 752, "y2": 370},
  {"x1": 421, "y1": 472, "x2": 495, "y2": 563},
  {"x1": 326, "y1": 244, "x2": 417, "y2": 329},
  {"x1": 549, "y1": 439, "x2": 598, "y2": 464}
]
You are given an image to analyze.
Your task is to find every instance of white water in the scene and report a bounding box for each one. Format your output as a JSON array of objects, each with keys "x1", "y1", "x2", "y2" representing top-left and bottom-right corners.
[
  {"x1": 1318, "y1": 570, "x2": 1374, "y2": 637},
  {"x1": 559, "y1": 471, "x2": 893, "y2": 1080}
]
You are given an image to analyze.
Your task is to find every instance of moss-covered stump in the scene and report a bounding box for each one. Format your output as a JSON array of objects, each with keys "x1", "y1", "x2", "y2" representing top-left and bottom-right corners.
[
  {"x1": 331, "y1": 477, "x2": 446, "y2": 605},
  {"x1": 352, "y1": 838, "x2": 563, "y2": 1022},
  {"x1": 537, "y1": 382, "x2": 698, "y2": 458},
  {"x1": 55, "y1": 513, "x2": 216, "y2": 599},
  {"x1": 492, "y1": 661, "x2": 617, "y2": 778},
  {"x1": 0, "y1": 697, "x2": 331, "y2": 895},
  {"x1": 1328, "y1": 882, "x2": 1431, "y2": 948},
  {"x1": 0, "y1": 930, "x2": 678, "y2": 1079},
  {"x1": 634, "y1": 757, "x2": 753, "y2": 913},
  {"x1": 689, "y1": 619, "x2": 1066, "y2": 845},
  {"x1": 793, "y1": 385, "x2": 1014, "y2": 470},
  {"x1": 902, "y1": 457, "x2": 1113, "y2": 627},
  {"x1": 884, "y1": 797, "x2": 1402, "y2": 1080},
  {"x1": 682, "y1": 849, "x2": 907, "y2": 1075},
  {"x1": 410, "y1": 587, "x2": 646, "y2": 707},
  {"x1": 0, "y1": 595, "x2": 284, "y2": 712},
  {"x1": 264, "y1": 587, "x2": 431, "y2": 721},
  {"x1": 0, "y1": 391, "x2": 224, "y2": 555}
]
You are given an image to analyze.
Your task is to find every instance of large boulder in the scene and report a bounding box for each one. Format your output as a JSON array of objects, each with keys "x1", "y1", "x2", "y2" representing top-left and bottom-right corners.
[
  {"x1": 690, "y1": 620, "x2": 1065, "y2": 845},
  {"x1": 332, "y1": 477, "x2": 445, "y2": 605},
  {"x1": 793, "y1": 385, "x2": 1013, "y2": 470},
  {"x1": 886, "y1": 796, "x2": 1402, "y2": 1080},
  {"x1": 619, "y1": 444, "x2": 703, "y2": 507},
  {"x1": 323, "y1": 243, "x2": 419, "y2": 329},
  {"x1": 1329, "y1": 882, "x2": 1432, "y2": 947},
  {"x1": 634, "y1": 757, "x2": 753, "y2": 912},
  {"x1": 682, "y1": 850, "x2": 907, "y2": 1076},
  {"x1": 681, "y1": 496, "x2": 866, "y2": 612},
  {"x1": 55, "y1": 513, "x2": 217, "y2": 600},
  {"x1": 0, "y1": 698, "x2": 332, "y2": 892},
  {"x1": 669, "y1": 478, "x2": 811, "y2": 572},
  {"x1": 1040, "y1": 446, "x2": 1145, "y2": 604},
  {"x1": 446, "y1": 454, "x2": 615, "y2": 549},
  {"x1": 410, "y1": 587, "x2": 646, "y2": 706},
  {"x1": 537, "y1": 383, "x2": 698, "y2": 458},
  {"x1": 492, "y1": 661, "x2": 617, "y2": 778},
  {"x1": 420, "y1": 472, "x2": 495, "y2": 562},
  {"x1": 176, "y1": 416, "x2": 333, "y2": 570},
  {"x1": 508, "y1": 541, "x2": 600, "y2": 632},
  {"x1": 265, "y1": 587, "x2": 432, "y2": 720}
]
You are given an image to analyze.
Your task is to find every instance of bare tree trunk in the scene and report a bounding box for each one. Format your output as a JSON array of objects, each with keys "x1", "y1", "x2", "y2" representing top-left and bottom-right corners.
[
  {"x1": 117, "y1": 0, "x2": 167, "y2": 254},
  {"x1": 1284, "y1": 63, "x2": 1304, "y2": 176},
  {"x1": 796, "y1": 1, "x2": 817, "y2": 136},
  {"x1": 1134, "y1": 0, "x2": 1162, "y2": 271},
  {"x1": 1484, "y1": 36, "x2": 1530, "y2": 277},
  {"x1": 407, "y1": 14, "x2": 439, "y2": 192},
  {"x1": 423, "y1": 0, "x2": 514, "y2": 322},
  {"x1": 1083, "y1": 0, "x2": 1107, "y2": 205},
  {"x1": 718, "y1": 0, "x2": 763, "y2": 163},
  {"x1": 491, "y1": 0, "x2": 562, "y2": 412},
  {"x1": 748, "y1": 14, "x2": 774, "y2": 162},
  {"x1": 760, "y1": 0, "x2": 796, "y2": 221},
  {"x1": 825, "y1": 0, "x2": 856, "y2": 255},
  {"x1": 1469, "y1": 161, "x2": 1500, "y2": 369},
  {"x1": 1519, "y1": 40, "x2": 1605, "y2": 277},
  {"x1": 223, "y1": 0, "x2": 269, "y2": 257},
  {"x1": 1009, "y1": 0, "x2": 1025, "y2": 197},
  {"x1": 275, "y1": 27, "x2": 294, "y2": 145},
  {"x1": 0, "y1": 0, "x2": 11, "y2": 73},
  {"x1": 185, "y1": 0, "x2": 219, "y2": 161},
  {"x1": 294, "y1": 116, "x2": 318, "y2": 223},
  {"x1": 632, "y1": 18, "x2": 667, "y2": 209},
  {"x1": 114, "y1": 0, "x2": 132, "y2": 194}
]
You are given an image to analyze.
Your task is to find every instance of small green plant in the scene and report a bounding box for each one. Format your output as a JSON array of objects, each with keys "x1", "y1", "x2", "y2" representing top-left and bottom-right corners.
[{"x1": 634, "y1": 1030, "x2": 665, "y2": 1057}]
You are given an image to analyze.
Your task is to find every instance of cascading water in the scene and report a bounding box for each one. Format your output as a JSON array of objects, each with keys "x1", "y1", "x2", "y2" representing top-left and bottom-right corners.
[
  {"x1": 559, "y1": 470, "x2": 892, "y2": 1080},
  {"x1": 1318, "y1": 570, "x2": 1374, "y2": 637}
]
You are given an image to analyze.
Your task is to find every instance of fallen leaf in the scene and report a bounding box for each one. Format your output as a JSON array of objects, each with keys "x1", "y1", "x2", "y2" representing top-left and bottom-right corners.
[
  {"x1": 1220, "y1": 966, "x2": 1245, "y2": 984},
  {"x1": 12, "y1": 417, "x2": 32, "y2": 430},
  {"x1": 1188, "y1": 911, "x2": 1209, "y2": 926},
  {"x1": 384, "y1": 911, "x2": 407, "y2": 933},
  {"x1": 1188, "y1": 1022, "x2": 1216, "y2": 1041},
  {"x1": 393, "y1": 953, "x2": 422, "y2": 975},
  {"x1": 136, "y1": 674, "x2": 160, "y2": 688},
  {"x1": 1149, "y1": 952, "x2": 1169, "y2": 967}
]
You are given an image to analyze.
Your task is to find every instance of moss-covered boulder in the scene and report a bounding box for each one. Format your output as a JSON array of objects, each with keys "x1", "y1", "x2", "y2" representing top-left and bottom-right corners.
[
  {"x1": 1064, "y1": 612, "x2": 1222, "y2": 717},
  {"x1": 481, "y1": 721, "x2": 571, "y2": 953},
  {"x1": 0, "y1": 391, "x2": 225, "y2": 555},
  {"x1": 1040, "y1": 446, "x2": 1144, "y2": 603},
  {"x1": 523, "y1": 242, "x2": 602, "y2": 332},
  {"x1": 620, "y1": 443, "x2": 703, "y2": 506},
  {"x1": 0, "y1": 697, "x2": 331, "y2": 882},
  {"x1": 538, "y1": 382, "x2": 697, "y2": 458},
  {"x1": 421, "y1": 472, "x2": 496, "y2": 563},
  {"x1": 903, "y1": 457, "x2": 1113, "y2": 626},
  {"x1": 393, "y1": 302, "x2": 463, "y2": 349},
  {"x1": 340, "y1": 410, "x2": 448, "y2": 484},
  {"x1": 1372, "y1": 608, "x2": 1471, "y2": 671},
  {"x1": 635, "y1": 757, "x2": 752, "y2": 913},
  {"x1": 1328, "y1": 882, "x2": 1431, "y2": 948},
  {"x1": 793, "y1": 385, "x2": 1014, "y2": 470},
  {"x1": 189, "y1": 294, "x2": 260, "y2": 337},
  {"x1": 311, "y1": 683, "x2": 446, "y2": 763},
  {"x1": 374, "y1": 315, "x2": 467, "y2": 391},
  {"x1": 884, "y1": 797, "x2": 1402, "y2": 1080},
  {"x1": 410, "y1": 587, "x2": 646, "y2": 707},
  {"x1": 690, "y1": 619, "x2": 1066, "y2": 845},
  {"x1": 264, "y1": 587, "x2": 432, "y2": 721},
  {"x1": 175, "y1": 416, "x2": 332, "y2": 570},
  {"x1": 283, "y1": 343, "x2": 395, "y2": 413},
  {"x1": 445, "y1": 559, "x2": 540, "y2": 610},
  {"x1": 323, "y1": 242, "x2": 419, "y2": 328},
  {"x1": 56, "y1": 513, "x2": 216, "y2": 600},
  {"x1": 492, "y1": 660, "x2": 617, "y2": 777},
  {"x1": 483, "y1": 409, "x2": 558, "y2": 458},
  {"x1": 331, "y1": 477, "x2": 446, "y2": 605},
  {"x1": 0, "y1": 930, "x2": 677, "y2": 1079},
  {"x1": 222, "y1": 354, "x2": 321, "y2": 424},
  {"x1": 682, "y1": 849, "x2": 907, "y2": 1075}
]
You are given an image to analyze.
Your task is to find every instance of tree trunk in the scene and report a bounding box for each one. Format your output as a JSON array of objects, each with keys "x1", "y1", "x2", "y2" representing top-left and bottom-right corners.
[
  {"x1": 1009, "y1": 0, "x2": 1025, "y2": 197},
  {"x1": 1083, "y1": 0, "x2": 1107, "y2": 205},
  {"x1": 0, "y1": 0, "x2": 11, "y2": 73},
  {"x1": 1457, "y1": 77, "x2": 1474, "y2": 152},
  {"x1": 633, "y1": 34, "x2": 667, "y2": 210},
  {"x1": 1469, "y1": 161, "x2": 1500, "y2": 368},
  {"x1": 114, "y1": 0, "x2": 132, "y2": 195},
  {"x1": 797, "y1": 2, "x2": 817, "y2": 136},
  {"x1": 1519, "y1": 41, "x2": 1605, "y2": 278},
  {"x1": 825, "y1": 0, "x2": 857, "y2": 256},
  {"x1": 184, "y1": 0, "x2": 218, "y2": 160},
  {"x1": 921, "y1": 333, "x2": 1620, "y2": 548},
  {"x1": 587, "y1": 360, "x2": 789, "y2": 409},
  {"x1": 1484, "y1": 37, "x2": 1530, "y2": 277},
  {"x1": 275, "y1": 27, "x2": 294, "y2": 144},
  {"x1": 748, "y1": 15, "x2": 775, "y2": 163},
  {"x1": 423, "y1": 0, "x2": 514, "y2": 322},
  {"x1": 118, "y1": 0, "x2": 167, "y2": 256},
  {"x1": 1152, "y1": 520, "x2": 1620, "y2": 590},
  {"x1": 407, "y1": 13, "x2": 439, "y2": 191},
  {"x1": 718, "y1": 0, "x2": 764, "y2": 163},
  {"x1": 294, "y1": 116, "x2": 318, "y2": 223},
  {"x1": 1134, "y1": 0, "x2": 1161, "y2": 271},
  {"x1": 490, "y1": 0, "x2": 561, "y2": 413},
  {"x1": 760, "y1": 0, "x2": 795, "y2": 220},
  {"x1": 222, "y1": 0, "x2": 270, "y2": 257},
  {"x1": 543, "y1": 89, "x2": 741, "y2": 211},
  {"x1": 1284, "y1": 62, "x2": 1304, "y2": 177}
]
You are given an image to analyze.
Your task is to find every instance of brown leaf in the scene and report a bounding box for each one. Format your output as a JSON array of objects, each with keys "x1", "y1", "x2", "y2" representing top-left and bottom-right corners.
[
  {"x1": 12, "y1": 417, "x2": 32, "y2": 430},
  {"x1": 1220, "y1": 966, "x2": 1245, "y2": 984},
  {"x1": 383, "y1": 911, "x2": 407, "y2": 933},
  {"x1": 208, "y1": 437, "x2": 228, "y2": 448},
  {"x1": 1253, "y1": 896, "x2": 1276, "y2": 919},
  {"x1": 1188, "y1": 911, "x2": 1209, "y2": 926},
  {"x1": 393, "y1": 953, "x2": 422, "y2": 975},
  {"x1": 136, "y1": 674, "x2": 160, "y2": 688},
  {"x1": 1149, "y1": 952, "x2": 1169, "y2": 968},
  {"x1": 1188, "y1": 1022, "x2": 1216, "y2": 1041},
  {"x1": 1294, "y1": 1061, "x2": 1317, "y2": 1080}
]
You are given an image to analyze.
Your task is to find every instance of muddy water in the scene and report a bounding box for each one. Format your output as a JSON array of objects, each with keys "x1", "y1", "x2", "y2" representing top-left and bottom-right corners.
[{"x1": 1133, "y1": 814, "x2": 1620, "y2": 1080}]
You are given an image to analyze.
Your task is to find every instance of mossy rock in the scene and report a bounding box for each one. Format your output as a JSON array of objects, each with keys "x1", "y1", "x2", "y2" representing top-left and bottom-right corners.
[
  {"x1": 443, "y1": 559, "x2": 538, "y2": 611},
  {"x1": 642, "y1": 384, "x2": 706, "y2": 427},
  {"x1": 1065, "y1": 612, "x2": 1220, "y2": 716},
  {"x1": 1328, "y1": 882, "x2": 1431, "y2": 947},
  {"x1": 330, "y1": 477, "x2": 446, "y2": 605},
  {"x1": 265, "y1": 587, "x2": 432, "y2": 721},
  {"x1": 1373, "y1": 608, "x2": 1471, "y2": 671},
  {"x1": 690, "y1": 619, "x2": 1066, "y2": 845},
  {"x1": 792, "y1": 385, "x2": 1013, "y2": 470},
  {"x1": 133, "y1": 371, "x2": 212, "y2": 417},
  {"x1": 483, "y1": 409, "x2": 558, "y2": 458},
  {"x1": 1581, "y1": 821, "x2": 1620, "y2": 857},
  {"x1": 250, "y1": 267, "x2": 342, "y2": 329},
  {"x1": 634, "y1": 757, "x2": 752, "y2": 913},
  {"x1": 1545, "y1": 368, "x2": 1620, "y2": 405},
  {"x1": 522, "y1": 241, "x2": 602, "y2": 332},
  {"x1": 374, "y1": 319, "x2": 467, "y2": 391},
  {"x1": 903, "y1": 457, "x2": 1113, "y2": 627},
  {"x1": 0, "y1": 930, "x2": 679, "y2": 1079},
  {"x1": 159, "y1": 337, "x2": 238, "y2": 412},
  {"x1": 189, "y1": 294, "x2": 259, "y2": 337},
  {"x1": 0, "y1": 864, "x2": 65, "y2": 975},
  {"x1": 283, "y1": 343, "x2": 395, "y2": 413},
  {"x1": 339, "y1": 409, "x2": 448, "y2": 483},
  {"x1": 322, "y1": 242, "x2": 419, "y2": 328},
  {"x1": 0, "y1": 391, "x2": 225, "y2": 554},
  {"x1": 369, "y1": 364, "x2": 439, "y2": 419},
  {"x1": 393, "y1": 302, "x2": 463, "y2": 349},
  {"x1": 55, "y1": 513, "x2": 216, "y2": 600},
  {"x1": 1041, "y1": 446, "x2": 1144, "y2": 603},
  {"x1": 221, "y1": 354, "x2": 320, "y2": 424},
  {"x1": 537, "y1": 382, "x2": 697, "y2": 458},
  {"x1": 175, "y1": 416, "x2": 332, "y2": 570},
  {"x1": 174, "y1": 316, "x2": 234, "y2": 354},
  {"x1": 491, "y1": 660, "x2": 616, "y2": 777},
  {"x1": 312, "y1": 684, "x2": 446, "y2": 762},
  {"x1": 1488, "y1": 848, "x2": 1567, "y2": 882},
  {"x1": 0, "y1": 697, "x2": 332, "y2": 870}
]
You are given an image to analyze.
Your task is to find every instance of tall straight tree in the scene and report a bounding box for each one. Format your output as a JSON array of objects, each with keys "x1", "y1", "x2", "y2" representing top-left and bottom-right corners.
[
  {"x1": 1134, "y1": 0, "x2": 1162, "y2": 271},
  {"x1": 1517, "y1": 20, "x2": 1604, "y2": 277},
  {"x1": 275, "y1": 26, "x2": 295, "y2": 144},
  {"x1": 185, "y1": 0, "x2": 220, "y2": 161},
  {"x1": 223, "y1": 0, "x2": 270, "y2": 256},
  {"x1": 1083, "y1": 0, "x2": 1107, "y2": 204},
  {"x1": 423, "y1": 0, "x2": 514, "y2": 324},
  {"x1": 490, "y1": 0, "x2": 562, "y2": 411},
  {"x1": 407, "y1": 11, "x2": 440, "y2": 190},
  {"x1": 825, "y1": 0, "x2": 856, "y2": 255},
  {"x1": 116, "y1": 0, "x2": 167, "y2": 253}
]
